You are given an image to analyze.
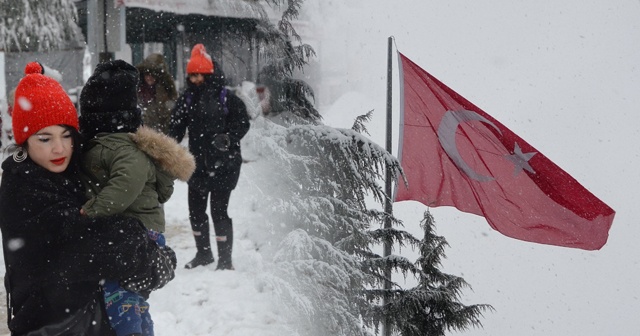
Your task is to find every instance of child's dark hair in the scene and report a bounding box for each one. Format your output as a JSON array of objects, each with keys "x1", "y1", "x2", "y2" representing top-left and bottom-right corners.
[{"x1": 66, "y1": 125, "x2": 84, "y2": 173}]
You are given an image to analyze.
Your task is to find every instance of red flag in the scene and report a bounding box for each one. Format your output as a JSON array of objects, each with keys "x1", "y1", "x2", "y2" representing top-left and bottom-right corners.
[{"x1": 394, "y1": 52, "x2": 614, "y2": 250}]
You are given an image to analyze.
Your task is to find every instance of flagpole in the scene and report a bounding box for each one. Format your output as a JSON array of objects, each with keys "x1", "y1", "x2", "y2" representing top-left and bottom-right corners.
[{"x1": 382, "y1": 35, "x2": 393, "y2": 336}]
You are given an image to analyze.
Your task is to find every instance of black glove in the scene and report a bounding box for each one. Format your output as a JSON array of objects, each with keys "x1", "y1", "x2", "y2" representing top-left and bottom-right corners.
[
  {"x1": 213, "y1": 133, "x2": 231, "y2": 151},
  {"x1": 121, "y1": 245, "x2": 177, "y2": 293}
]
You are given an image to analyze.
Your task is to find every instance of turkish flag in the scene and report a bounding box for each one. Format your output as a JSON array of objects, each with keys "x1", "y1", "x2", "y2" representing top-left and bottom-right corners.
[{"x1": 394, "y1": 52, "x2": 614, "y2": 250}]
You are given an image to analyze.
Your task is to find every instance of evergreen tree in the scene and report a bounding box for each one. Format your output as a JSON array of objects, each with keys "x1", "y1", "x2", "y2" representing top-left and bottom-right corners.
[
  {"x1": 243, "y1": 114, "x2": 494, "y2": 336},
  {"x1": 254, "y1": 0, "x2": 321, "y2": 124},
  {"x1": 238, "y1": 1, "x2": 491, "y2": 335},
  {"x1": 243, "y1": 115, "x2": 407, "y2": 335},
  {"x1": 371, "y1": 211, "x2": 494, "y2": 335},
  {"x1": 0, "y1": 0, "x2": 83, "y2": 52}
]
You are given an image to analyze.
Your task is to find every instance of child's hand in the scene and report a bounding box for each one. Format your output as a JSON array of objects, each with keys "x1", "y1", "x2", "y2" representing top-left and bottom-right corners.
[{"x1": 79, "y1": 208, "x2": 86, "y2": 216}]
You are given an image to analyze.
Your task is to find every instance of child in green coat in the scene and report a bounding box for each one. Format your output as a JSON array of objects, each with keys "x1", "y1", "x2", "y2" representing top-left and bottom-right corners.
[{"x1": 79, "y1": 60, "x2": 194, "y2": 336}]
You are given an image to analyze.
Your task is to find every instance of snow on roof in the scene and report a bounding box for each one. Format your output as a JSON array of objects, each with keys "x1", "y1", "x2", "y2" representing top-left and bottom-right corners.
[{"x1": 117, "y1": 0, "x2": 264, "y2": 19}]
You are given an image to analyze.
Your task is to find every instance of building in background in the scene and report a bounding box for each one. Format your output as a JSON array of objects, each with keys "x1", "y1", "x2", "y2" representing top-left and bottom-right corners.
[
  {"x1": 76, "y1": 0, "x2": 266, "y2": 91},
  {"x1": 1, "y1": 0, "x2": 336, "y2": 129}
]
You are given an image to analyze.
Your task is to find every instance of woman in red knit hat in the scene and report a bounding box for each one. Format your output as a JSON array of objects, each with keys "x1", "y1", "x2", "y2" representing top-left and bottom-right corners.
[
  {"x1": 169, "y1": 44, "x2": 250, "y2": 270},
  {"x1": 0, "y1": 62, "x2": 175, "y2": 335}
]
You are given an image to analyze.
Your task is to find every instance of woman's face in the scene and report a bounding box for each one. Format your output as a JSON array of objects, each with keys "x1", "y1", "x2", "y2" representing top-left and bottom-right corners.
[
  {"x1": 26, "y1": 125, "x2": 74, "y2": 173},
  {"x1": 189, "y1": 73, "x2": 205, "y2": 86},
  {"x1": 144, "y1": 73, "x2": 156, "y2": 86}
]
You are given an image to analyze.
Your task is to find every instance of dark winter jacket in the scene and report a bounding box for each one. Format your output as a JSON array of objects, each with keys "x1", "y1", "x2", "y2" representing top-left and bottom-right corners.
[
  {"x1": 0, "y1": 157, "x2": 164, "y2": 336},
  {"x1": 169, "y1": 75, "x2": 250, "y2": 192},
  {"x1": 136, "y1": 54, "x2": 178, "y2": 134},
  {"x1": 80, "y1": 127, "x2": 195, "y2": 232}
]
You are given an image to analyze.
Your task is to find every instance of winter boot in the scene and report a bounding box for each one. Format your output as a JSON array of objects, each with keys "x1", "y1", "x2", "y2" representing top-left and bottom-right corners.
[
  {"x1": 184, "y1": 248, "x2": 215, "y2": 269},
  {"x1": 214, "y1": 219, "x2": 234, "y2": 270},
  {"x1": 185, "y1": 220, "x2": 215, "y2": 269}
]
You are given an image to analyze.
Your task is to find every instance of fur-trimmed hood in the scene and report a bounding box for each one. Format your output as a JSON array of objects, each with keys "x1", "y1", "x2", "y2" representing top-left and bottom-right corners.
[{"x1": 130, "y1": 126, "x2": 195, "y2": 182}]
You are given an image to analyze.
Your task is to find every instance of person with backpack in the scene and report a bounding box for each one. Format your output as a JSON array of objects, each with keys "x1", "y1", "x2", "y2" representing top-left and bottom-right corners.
[{"x1": 169, "y1": 44, "x2": 250, "y2": 270}]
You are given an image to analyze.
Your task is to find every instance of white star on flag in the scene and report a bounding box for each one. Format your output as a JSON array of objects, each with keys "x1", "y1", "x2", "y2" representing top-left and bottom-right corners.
[{"x1": 505, "y1": 142, "x2": 536, "y2": 176}]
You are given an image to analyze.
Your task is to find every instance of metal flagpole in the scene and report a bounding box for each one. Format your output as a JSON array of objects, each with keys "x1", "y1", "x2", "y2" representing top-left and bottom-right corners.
[{"x1": 382, "y1": 35, "x2": 393, "y2": 336}]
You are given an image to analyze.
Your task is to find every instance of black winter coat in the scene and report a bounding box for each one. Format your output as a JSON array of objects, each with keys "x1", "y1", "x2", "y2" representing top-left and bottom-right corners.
[
  {"x1": 169, "y1": 76, "x2": 250, "y2": 192},
  {"x1": 0, "y1": 157, "x2": 158, "y2": 336}
]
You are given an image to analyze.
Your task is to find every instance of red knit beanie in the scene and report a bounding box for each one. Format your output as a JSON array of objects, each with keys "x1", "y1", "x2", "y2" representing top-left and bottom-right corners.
[
  {"x1": 12, "y1": 62, "x2": 78, "y2": 145},
  {"x1": 186, "y1": 44, "x2": 214, "y2": 74}
]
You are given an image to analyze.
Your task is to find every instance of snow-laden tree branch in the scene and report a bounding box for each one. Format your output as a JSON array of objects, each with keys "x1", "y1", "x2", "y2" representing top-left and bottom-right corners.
[{"x1": 0, "y1": 0, "x2": 83, "y2": 52}]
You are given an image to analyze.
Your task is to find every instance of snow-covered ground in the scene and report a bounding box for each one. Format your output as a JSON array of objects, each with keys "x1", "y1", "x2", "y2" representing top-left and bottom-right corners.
[{"x1": 149, "y1": 179, "x2": 296, "y2": 335}]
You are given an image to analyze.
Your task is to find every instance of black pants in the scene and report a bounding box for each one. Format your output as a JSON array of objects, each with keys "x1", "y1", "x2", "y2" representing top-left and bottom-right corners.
[{"x1": 187, "y1": 183, "x2": 232, "y2": 251}]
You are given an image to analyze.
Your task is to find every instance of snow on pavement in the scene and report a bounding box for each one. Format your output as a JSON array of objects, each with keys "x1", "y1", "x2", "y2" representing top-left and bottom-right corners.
[{"x1": 152, "y1": 179, "x2": 294, "y2": 335}]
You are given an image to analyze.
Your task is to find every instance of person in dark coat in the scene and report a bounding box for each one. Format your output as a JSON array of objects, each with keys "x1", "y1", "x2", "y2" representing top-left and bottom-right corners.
[
  {"x1": 169, "y1": 44, "x2": 250, "y2": 270},
  {"x1": 0, "y1": 62, "x2": 176, "y2": 336},
  {"x1": 136, "y1": 54, "x2": 178, "y2": 134}
]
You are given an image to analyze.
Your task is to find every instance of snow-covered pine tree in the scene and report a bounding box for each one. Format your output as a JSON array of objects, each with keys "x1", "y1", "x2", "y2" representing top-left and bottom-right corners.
[
  {"x1": 244, "y1": 113, "x2": 490, "y2": 336},
  {"x1": 375, "y1": 211, "x2": 493, "y2": 335},
  {"x1": 254, "y1": 0, "x2": 321, "y2": 124},
  {"x1": 243, "y1": 114, "x2": 410, "y2": 335},
  {"x1": 239, "y1": 1, "x2": 491, "y2": 335},
  {"x1": 0, "y1": 0, "x2": 83, "y2": 52}
]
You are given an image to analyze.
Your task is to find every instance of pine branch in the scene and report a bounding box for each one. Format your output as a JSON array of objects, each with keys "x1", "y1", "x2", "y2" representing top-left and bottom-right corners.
[{"x1": 352, "y1": 110, "x2": 375, "y2": 136}]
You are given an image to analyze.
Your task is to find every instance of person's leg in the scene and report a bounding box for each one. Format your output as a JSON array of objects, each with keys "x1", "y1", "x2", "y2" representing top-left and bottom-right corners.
[
  {"x1": 103, "y1": 281, "x2": 142, "y2": 336},
  {"x1": 139, "y1": 298, "x2": 154, "y2": 336},
  {"x1": 147, "y1": 230, "x2": 166, "y2": 247},
  {"x1": 140, "y1": 231, "x2": 163, "y2": 335},
  {"x1": 185, "y1": 183, "x2": 215, "y2": 269},
  {"x1": 210, "y1": 189, "x2": 234, "y2": 270}
]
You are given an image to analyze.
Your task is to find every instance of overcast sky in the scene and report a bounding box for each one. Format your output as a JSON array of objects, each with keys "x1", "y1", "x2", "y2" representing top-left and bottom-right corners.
[{"x1": 316, "y1": 1, "x2": 640, "y2": 335}]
